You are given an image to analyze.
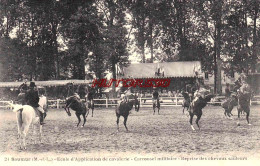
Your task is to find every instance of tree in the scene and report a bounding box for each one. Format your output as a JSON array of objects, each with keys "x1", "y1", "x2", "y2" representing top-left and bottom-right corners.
[{"x1": 96, "y1": 0, "x2": 130, "y2": 96}]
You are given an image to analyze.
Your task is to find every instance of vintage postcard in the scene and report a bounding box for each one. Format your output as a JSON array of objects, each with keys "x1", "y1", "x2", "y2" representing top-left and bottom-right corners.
[{"x1": 0, "y1": 0, "x2": 259, "y2": 166}]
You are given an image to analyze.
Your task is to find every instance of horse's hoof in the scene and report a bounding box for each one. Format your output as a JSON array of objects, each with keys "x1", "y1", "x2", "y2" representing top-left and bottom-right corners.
[
  {"x1": 191, "y1": 125, "x2": 195, "y2": 131},
  {"x1": 248, "y1": 123, "x2": 252, "y2": 126},
  {"x1": 19, "y1": 146, "x2": 23, "y2": 150},
  {"x1": 237, "y1": 122, "x2": 240, "y2": 126},
  {"x1": 81, "y1": 126, "x2": 84, "y2": 128},
  {"x1": 23, "y1": 147, "x2": 26, "y2": 150}
]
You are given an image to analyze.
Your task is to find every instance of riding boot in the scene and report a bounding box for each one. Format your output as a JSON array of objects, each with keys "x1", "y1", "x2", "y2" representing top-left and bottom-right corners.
[{"x1": 39, "y1": 112, "x2": 45, "y2": 125}]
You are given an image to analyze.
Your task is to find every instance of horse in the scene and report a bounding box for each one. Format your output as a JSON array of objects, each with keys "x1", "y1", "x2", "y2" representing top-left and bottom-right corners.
[
  {"x1": 116, "y1": 94, "x2": 140, "y2": 132},
  {"x1": 153, "y1": 98, "x2": 160, "y2": 115},
  {"x1": 9, "y1": 103, "x2": 43, "y2": 150},
  {"x1": 181, "y1": 91, "x2": 192, "y2": 114},
  {"x1": 189, "y1": 94, "x2": 215, "y2": 130},
  {"x1": 64, "y1": 96, "x2": 89, "y2": 127},
  {"x1": 221, "y1": 94, "x2": 238, "y2": 119}
]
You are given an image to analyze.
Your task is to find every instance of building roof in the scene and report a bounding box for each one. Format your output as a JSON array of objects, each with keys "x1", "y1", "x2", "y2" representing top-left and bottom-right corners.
[
  {"x1": 0, "y1": 79, "x2": 91, "y2": 88},
  {"x1": 119, "y1": 61, "x2": 202, "y2": 79}
]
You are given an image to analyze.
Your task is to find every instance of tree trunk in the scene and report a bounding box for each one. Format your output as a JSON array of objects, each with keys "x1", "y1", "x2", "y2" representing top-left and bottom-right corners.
[
  {"x1": 141, "y1": 17, "x2": 145, "y2": 63},
  {"x1": 252, "y1": 2, "x2": 258, "y2": 73},
  {"x1": 149, "y1": 19, "x2": 153, "y2": 63},
  {"x1": 215, "y1": 2, "x2": 222, "y2": 95}
]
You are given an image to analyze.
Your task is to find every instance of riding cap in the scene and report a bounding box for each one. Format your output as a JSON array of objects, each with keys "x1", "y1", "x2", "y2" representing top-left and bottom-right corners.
[{"x1": 29, "y1": 82, "x2": 36, "y2": 88}]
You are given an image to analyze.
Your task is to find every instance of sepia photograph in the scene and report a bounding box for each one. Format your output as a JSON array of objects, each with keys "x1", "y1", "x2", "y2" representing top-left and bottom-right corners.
[{"x1": 0, "y1": 0, "x2": 260, "y2": 165}]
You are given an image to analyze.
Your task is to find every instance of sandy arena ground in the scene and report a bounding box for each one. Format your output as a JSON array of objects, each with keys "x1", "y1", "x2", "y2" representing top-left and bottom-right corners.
[{"x1": 0, "y1": 105, "x2": 260, "y2": 159}]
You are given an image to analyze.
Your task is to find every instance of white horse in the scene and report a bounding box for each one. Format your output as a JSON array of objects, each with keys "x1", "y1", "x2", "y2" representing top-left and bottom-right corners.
[{"x1": 9, "y1": 103, "x2": 43, "y2": 150}]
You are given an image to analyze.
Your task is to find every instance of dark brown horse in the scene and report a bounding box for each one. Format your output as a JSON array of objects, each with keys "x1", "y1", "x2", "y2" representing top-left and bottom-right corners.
[
  {"x1": 189, "y1": 94, "x2": 215, "y2": 130},
  {"x1": 116, "y1": 94, "x2": 140, "y2": 132},
  {"x1": 64, "y1": 96, "x2": 89, "y2": 127}
]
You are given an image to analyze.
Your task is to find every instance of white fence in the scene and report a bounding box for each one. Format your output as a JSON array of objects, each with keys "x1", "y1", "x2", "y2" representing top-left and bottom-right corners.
[{"x1": 1, "y1": 96, "x2": 260, "y2": 110}]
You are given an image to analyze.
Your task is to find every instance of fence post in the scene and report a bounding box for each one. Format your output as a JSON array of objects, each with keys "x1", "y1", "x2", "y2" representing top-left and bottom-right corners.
[
  {"x1": 175, "y1": 96, "x2": 178, "y2": 106},
  {"x1": 106, "y1": 98, "x2": 108, "y2": 108},
  {"x1": 139, "y1": 97, "x2": 142, "y2": 107},
  {"x1": 57, "y1": 99, "x2": 60, "y2": 109}
]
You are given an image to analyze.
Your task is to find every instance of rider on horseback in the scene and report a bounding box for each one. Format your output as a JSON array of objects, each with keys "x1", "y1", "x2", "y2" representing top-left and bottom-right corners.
[
  {"x1": 119, "y1": 87, "x2": 131, "y2": 106},
  {"x1": 192, "y1": 75, "x2": 209, "y2": 106},
  {"x1": 25, "y1": 82, "x2": 45, "y2": 125}
]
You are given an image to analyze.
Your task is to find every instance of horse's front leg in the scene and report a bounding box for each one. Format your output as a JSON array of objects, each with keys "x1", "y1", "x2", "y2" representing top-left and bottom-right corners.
[
  {"x1": 116, "y1": 115, "x2": 120, "y2": 132},
  {"x1": 246, "y1": 107, "x2": 251, "y2": 125},
  {"x1": 189, "y1": 113, "x2": 195, "y2": 131},
  {"x1": 39, "y1": 124, "x2": 43, "y2": 143},
  {"x1": 85, "y1": 108, "x2": 89, "y2": 118},
  {"x1": 17, "y1": 123, "x2": 21, "y2": 139},
  {"x1": 226, "y1": 109, "x2": 232, "y2": 120},
  {"x1": 224, "y1": 109, "x2": 227, "y2": 118},
  {"x1": 153, "y1": 103, "x2": 155, "y2": 115},
  {"x1": 76, "y1": 113, "x2": 81, "y2": 127},
  {"x1": 123, "y1": 116, "x2": 128, "y2": 132},
  {"x1": 196, "y1": 113, "x2": 202, "y2": 130},
  {"x1": 237, "y1": 107, "x2": 241, "y2": 126},
  {"x1": 22, "y1": 125, "x2": 30, "y2": 150},
  {"x1": 82, "y1": 113, "x2": 86, "y2": 127},
  {"x1": 31, "y1": 124, "x2": 36, "y2": 144}
]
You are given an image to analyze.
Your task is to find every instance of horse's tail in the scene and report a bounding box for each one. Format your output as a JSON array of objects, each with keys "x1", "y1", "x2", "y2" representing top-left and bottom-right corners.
[
  {"x1": 13, "y1": 108, "x2": 23, "y2": 124},
  {"x1": 18, "y1": 109, "x2": 23, "y2": 124}
]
